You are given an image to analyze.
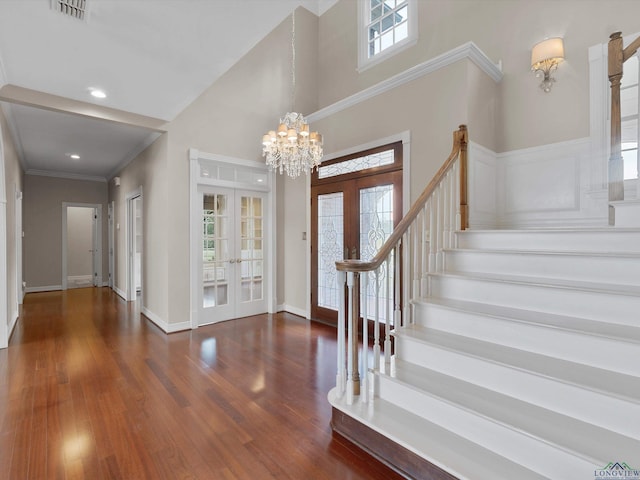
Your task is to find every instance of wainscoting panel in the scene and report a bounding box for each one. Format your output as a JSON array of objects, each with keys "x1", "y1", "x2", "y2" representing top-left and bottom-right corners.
[
  {"x1": 496, "y1": 138, "x2": 607, "y2": 228},
  {"x1": 504, "y1": 154, "x2": 579, "y2": 214},
  {"x1": 468, "y1": 142, "x2": 498, "y2": 229}
]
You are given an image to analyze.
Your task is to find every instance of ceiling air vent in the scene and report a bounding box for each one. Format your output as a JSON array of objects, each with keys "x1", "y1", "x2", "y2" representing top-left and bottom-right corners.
[{"x1": 51, "y1": 0, "x2": 88, "y2": 21}]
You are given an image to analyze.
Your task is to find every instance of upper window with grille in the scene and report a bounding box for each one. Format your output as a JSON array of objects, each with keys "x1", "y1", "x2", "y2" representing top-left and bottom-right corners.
[{"x1": 358, "y1": 0, "x2": 417, "y2": 71}]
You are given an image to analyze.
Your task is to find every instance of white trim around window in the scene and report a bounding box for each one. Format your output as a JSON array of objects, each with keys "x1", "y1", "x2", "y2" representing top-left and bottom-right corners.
[{"x1": 357, "y1": 0, "x2": 418, "y2": 73}]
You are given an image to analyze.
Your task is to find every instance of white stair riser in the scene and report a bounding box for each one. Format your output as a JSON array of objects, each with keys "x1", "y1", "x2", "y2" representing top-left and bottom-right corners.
[
  {"x1": 394, "y1": 336, "x2": 640, "y2": 439},
  {"x1": 444, "y1": 250, "x2": 640, "y2": 286},
  {"x1": 429, "y1": 275, "x2": 640, "y2": 325},
  {"x1": 376, "y1": 374, "x2": 598, "y2": 479},
  {"x1": 457, "y1": 230, "x2": 640, "y2": 253},
  {"x1": 415, "y1": 303, "x2": 640, "y2": 376}
]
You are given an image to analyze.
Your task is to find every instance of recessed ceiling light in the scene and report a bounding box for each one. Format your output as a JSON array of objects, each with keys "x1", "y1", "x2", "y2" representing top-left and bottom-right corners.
[
  {"x1": 69, "y1": 154, "x2": 80, "y2": 160},
  {"x1": 89, "y1": 88, "x2": 106, "y2": 99}
]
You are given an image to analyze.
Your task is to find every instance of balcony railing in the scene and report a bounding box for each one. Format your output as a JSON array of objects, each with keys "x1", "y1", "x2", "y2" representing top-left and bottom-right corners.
[{"x1": 333, "y1": 125, "x2": 468, "y2": 404}]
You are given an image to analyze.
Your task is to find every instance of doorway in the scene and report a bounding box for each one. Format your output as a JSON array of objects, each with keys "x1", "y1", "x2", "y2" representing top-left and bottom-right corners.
[
  {"x1": 198, "y1": 187, "x2": 267, "y2": 325},
  {"x1": 126, "y1": 190, "x2": 142, "y2": 302},
  {"x1": 311, "y1": 142, "x2": 403, "y2": 326},
  {"x1": 62, "y1": 203, "x2": 102, "y2": 290}
]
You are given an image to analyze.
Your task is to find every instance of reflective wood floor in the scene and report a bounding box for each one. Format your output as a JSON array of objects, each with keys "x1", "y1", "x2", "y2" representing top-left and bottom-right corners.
[{"x1": 0, "y1": 288, "x2": 401, "y2": 479}]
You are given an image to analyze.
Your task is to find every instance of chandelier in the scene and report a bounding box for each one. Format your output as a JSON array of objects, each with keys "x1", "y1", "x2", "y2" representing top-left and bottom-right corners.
[
  {"x1": 261, "y1": 12, "x2": 323, "y2": 178},
  {"x1": 262, "y1": 113, "x2": 323, "y2": 178}
]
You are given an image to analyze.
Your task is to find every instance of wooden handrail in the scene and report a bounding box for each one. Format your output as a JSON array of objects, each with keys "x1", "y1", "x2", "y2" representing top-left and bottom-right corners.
[{"x1": 336, "y1": 125, "x2": 468, "y2": 273}]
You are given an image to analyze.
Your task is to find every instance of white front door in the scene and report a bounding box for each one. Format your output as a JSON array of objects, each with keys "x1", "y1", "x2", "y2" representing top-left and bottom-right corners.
[{"x1": 199, "y1": 187, "x2": 266, "y2": 325}]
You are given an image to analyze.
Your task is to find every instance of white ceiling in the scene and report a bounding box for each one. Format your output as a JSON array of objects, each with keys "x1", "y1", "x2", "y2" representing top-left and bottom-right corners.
[{"x1": 0, "y1": 0, "x2": 337, "y2": 181}]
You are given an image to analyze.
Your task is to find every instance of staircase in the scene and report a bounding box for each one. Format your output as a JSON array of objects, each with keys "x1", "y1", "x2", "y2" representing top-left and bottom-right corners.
[{"x1": 330, "y1": 227, "x2": 640, "y2": 479}]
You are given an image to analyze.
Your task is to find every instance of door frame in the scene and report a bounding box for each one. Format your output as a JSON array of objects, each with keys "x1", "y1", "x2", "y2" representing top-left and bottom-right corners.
[
  {"x1": 15, "y1": 185, "x2": 22, "y2": 307},
  {"x1": 108, "y1": 201, "x2": 114, "y2": 288},
  {"x1": 0, "y1": 130, "x2": 6, "y2": 349},
  {"x1": 305, "y1": 131, "x2": 411, "y2": 319},
  {"x1": 125, "y1": 187, "x2": 142, "y2": 302},
  {"x1": 61, "y1": 202, "x2": 102, "y2": 290},
  {"x1": 189, "y1": 149, "x2": 274, "y2": 329}
]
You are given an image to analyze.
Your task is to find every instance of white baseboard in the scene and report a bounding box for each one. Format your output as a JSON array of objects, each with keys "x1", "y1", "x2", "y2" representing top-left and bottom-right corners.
[
  {"x1": 141, "y1": 306, "x2": 190, "y2": 333},
  {"x1": 25, "y1": 285, "x2": 62, "y2": 293},
  {"x1": 278, "y1": 304, "x2": 308, "y2": 319},
  {"x1": 101, "y1": 282, "x2": 110, "y2": 287},
  {"x1": 8, "y1": 311, "x2": 18, "y2": 339},
  {"x1": 113, "y1": 286, "x2": 127, "y2": 300}
]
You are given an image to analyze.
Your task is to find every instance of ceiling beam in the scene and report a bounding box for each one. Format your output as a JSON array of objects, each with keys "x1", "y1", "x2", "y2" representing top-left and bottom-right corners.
[{"x1": 0, "y1": 84, "x2": 168, "y2": 133}]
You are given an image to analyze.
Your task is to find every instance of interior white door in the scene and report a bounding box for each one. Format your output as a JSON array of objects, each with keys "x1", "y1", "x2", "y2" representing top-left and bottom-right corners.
[{"x1": 199, "y1": 187, "x2": 266, "y2": 325}]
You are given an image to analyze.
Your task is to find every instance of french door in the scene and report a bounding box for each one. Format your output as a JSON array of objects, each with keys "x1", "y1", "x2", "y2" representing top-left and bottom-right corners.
[
  {"x1": 311, "y1": 142, "x2": 402, "y2": 326},
  {"x1": 198, "y1": 186, "x2": 266, "y2": 325}
]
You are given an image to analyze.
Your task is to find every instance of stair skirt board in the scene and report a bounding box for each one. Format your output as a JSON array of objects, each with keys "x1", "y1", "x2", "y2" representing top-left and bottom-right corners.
[{"x1": 331, "y1": 407, "x2": 456, "y2": 480}]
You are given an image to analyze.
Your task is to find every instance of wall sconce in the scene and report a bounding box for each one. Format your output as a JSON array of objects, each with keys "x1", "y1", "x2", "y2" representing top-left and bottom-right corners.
[
  {"x1": 531, "y1": 37, "x2": 565, "y2": 92},
  {"x1": 113, "y1": 176, "x2": 121, "y2": 187}
]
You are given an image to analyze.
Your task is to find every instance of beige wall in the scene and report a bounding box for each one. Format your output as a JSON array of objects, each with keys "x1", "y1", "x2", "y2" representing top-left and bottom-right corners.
[
  {"x1": 319, "y1": 0, "x2": 640, "y2": 152},
  {"x1": 159, "y1": 8, "x2": 318, "y2": 323},
  {"x1": 110, "y1": 0, "x2": 640, "y2": 325},
  {"x1": 23, "y1": 175, "x2": 107, "y2": 289},
  {"x1": 1, "y1": 106, "x2": 24, "y2": 328},
  {"x1": 109, "y1": 133, "x2": 168, "y2": 321}
]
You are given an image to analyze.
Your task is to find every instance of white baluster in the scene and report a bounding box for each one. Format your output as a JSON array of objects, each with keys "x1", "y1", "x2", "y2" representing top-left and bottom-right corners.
[
  {"x1": 346, "y1": 271, "x2": 355, "y2": 405},
  {"x1": 337, "y1": 270, "x2": 346, "y2": 396},
  {"x1": 449, "y1": 164, "x2": 457, "y2": 246},
  {"x1": 384, "y1": 256, "x2": 392, "y2": 367},
  {"x1": 421, "y1": 203, "x2": 429, "y2": 297},
  {"x1": 361, "y1": 273, "x2": 369, "y2": 404},
  {"x1": 436, "y1": 184, "x2": 444, "y2": 272},
  {"x1": 453, "y1": 160, "x2": 461, "y2": 236},
  {"x1": 442, "y1": 170, "x2": 450, "y2": 251},
  {"x1": 394, "y1": 244, "x2": 402, "y2": 332},
  {"x1": 402, "y1": 231, "x2": 410, "y2": 325},
  {"x1": 413, "y1": 212, "x2": 421, "y2": 302},
  {"x1": 428, "y1": 197, "x2": 436, "y2": 276},
  {"x1": 373, "y1": 268, "x2": 380, "y2": 371}
]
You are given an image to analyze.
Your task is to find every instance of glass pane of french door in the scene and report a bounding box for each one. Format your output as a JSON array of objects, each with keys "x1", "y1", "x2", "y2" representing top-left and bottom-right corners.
[
  {"x1": 239, "y1": 195, "x2": 264, "y2": 304},
  {"x1": 200, "y1": 188, "x2": 267, "y2": 325},
  {"x1": 203, "y1": 193, "x2": 229, "y2": 308}
]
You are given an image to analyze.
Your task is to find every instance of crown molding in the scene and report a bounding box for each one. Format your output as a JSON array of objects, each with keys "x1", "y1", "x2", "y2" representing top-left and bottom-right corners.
[
  {"x1": 26, "y1": 169, "x2": 106, "y2": 183},
  {"x1": 306, "y1": 41, "x2": 502, "y2": 124}
]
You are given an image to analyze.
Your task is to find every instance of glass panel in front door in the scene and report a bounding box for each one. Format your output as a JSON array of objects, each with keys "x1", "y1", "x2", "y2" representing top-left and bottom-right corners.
[
  {"x1": 239, "y1": 195, "x2": 264, "y2": 303},
  {"x1": 317, "y1": 192, "x2": 344, "y2": 310},
  {"x1": 203, "y1": 193, "x2": 229, "y2": 308},
  {"x1": 360, "y1": 184, "x2": 394, "y2": 324}
]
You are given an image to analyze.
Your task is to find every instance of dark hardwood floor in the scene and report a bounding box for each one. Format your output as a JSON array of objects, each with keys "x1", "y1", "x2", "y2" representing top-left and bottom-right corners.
[{"x1": 0, "y1": 287, "x2": 403, "y2": 479}]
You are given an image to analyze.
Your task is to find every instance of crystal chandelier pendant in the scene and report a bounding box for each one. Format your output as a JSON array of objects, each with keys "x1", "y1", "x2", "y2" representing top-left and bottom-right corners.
[
  {"x1": 260, "y1": 12, "x2": 323, "y2": 178},
  {"x1": 262, "y1": 112, "x2": 323, "y2": 178}
]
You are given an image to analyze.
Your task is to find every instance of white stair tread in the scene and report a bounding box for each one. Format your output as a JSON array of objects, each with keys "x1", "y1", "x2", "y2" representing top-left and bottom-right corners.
[
  {"x1": 394, "y1": 325, "x2": 640, "y2": 403},
  {"x1": 430, "y1": 271, "x2": 640, "y2": 297},
  {"x1": 414, "y1": 297, "x2": 640, "y2": 344},
  {"x1": 382, "y1": 360, "x2": 640, "y2": 463},
  {"x1": 329, "y1": 391, "x2": 547, "y2": 480},
  {"x1": 446, "y1": 247, "x2": 640, "y2": 259}
]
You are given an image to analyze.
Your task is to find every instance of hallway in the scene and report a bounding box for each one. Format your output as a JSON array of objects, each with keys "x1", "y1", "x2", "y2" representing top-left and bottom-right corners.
[{"x1": 0, "y1": 288, "x2": 399, "y2": 479}]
